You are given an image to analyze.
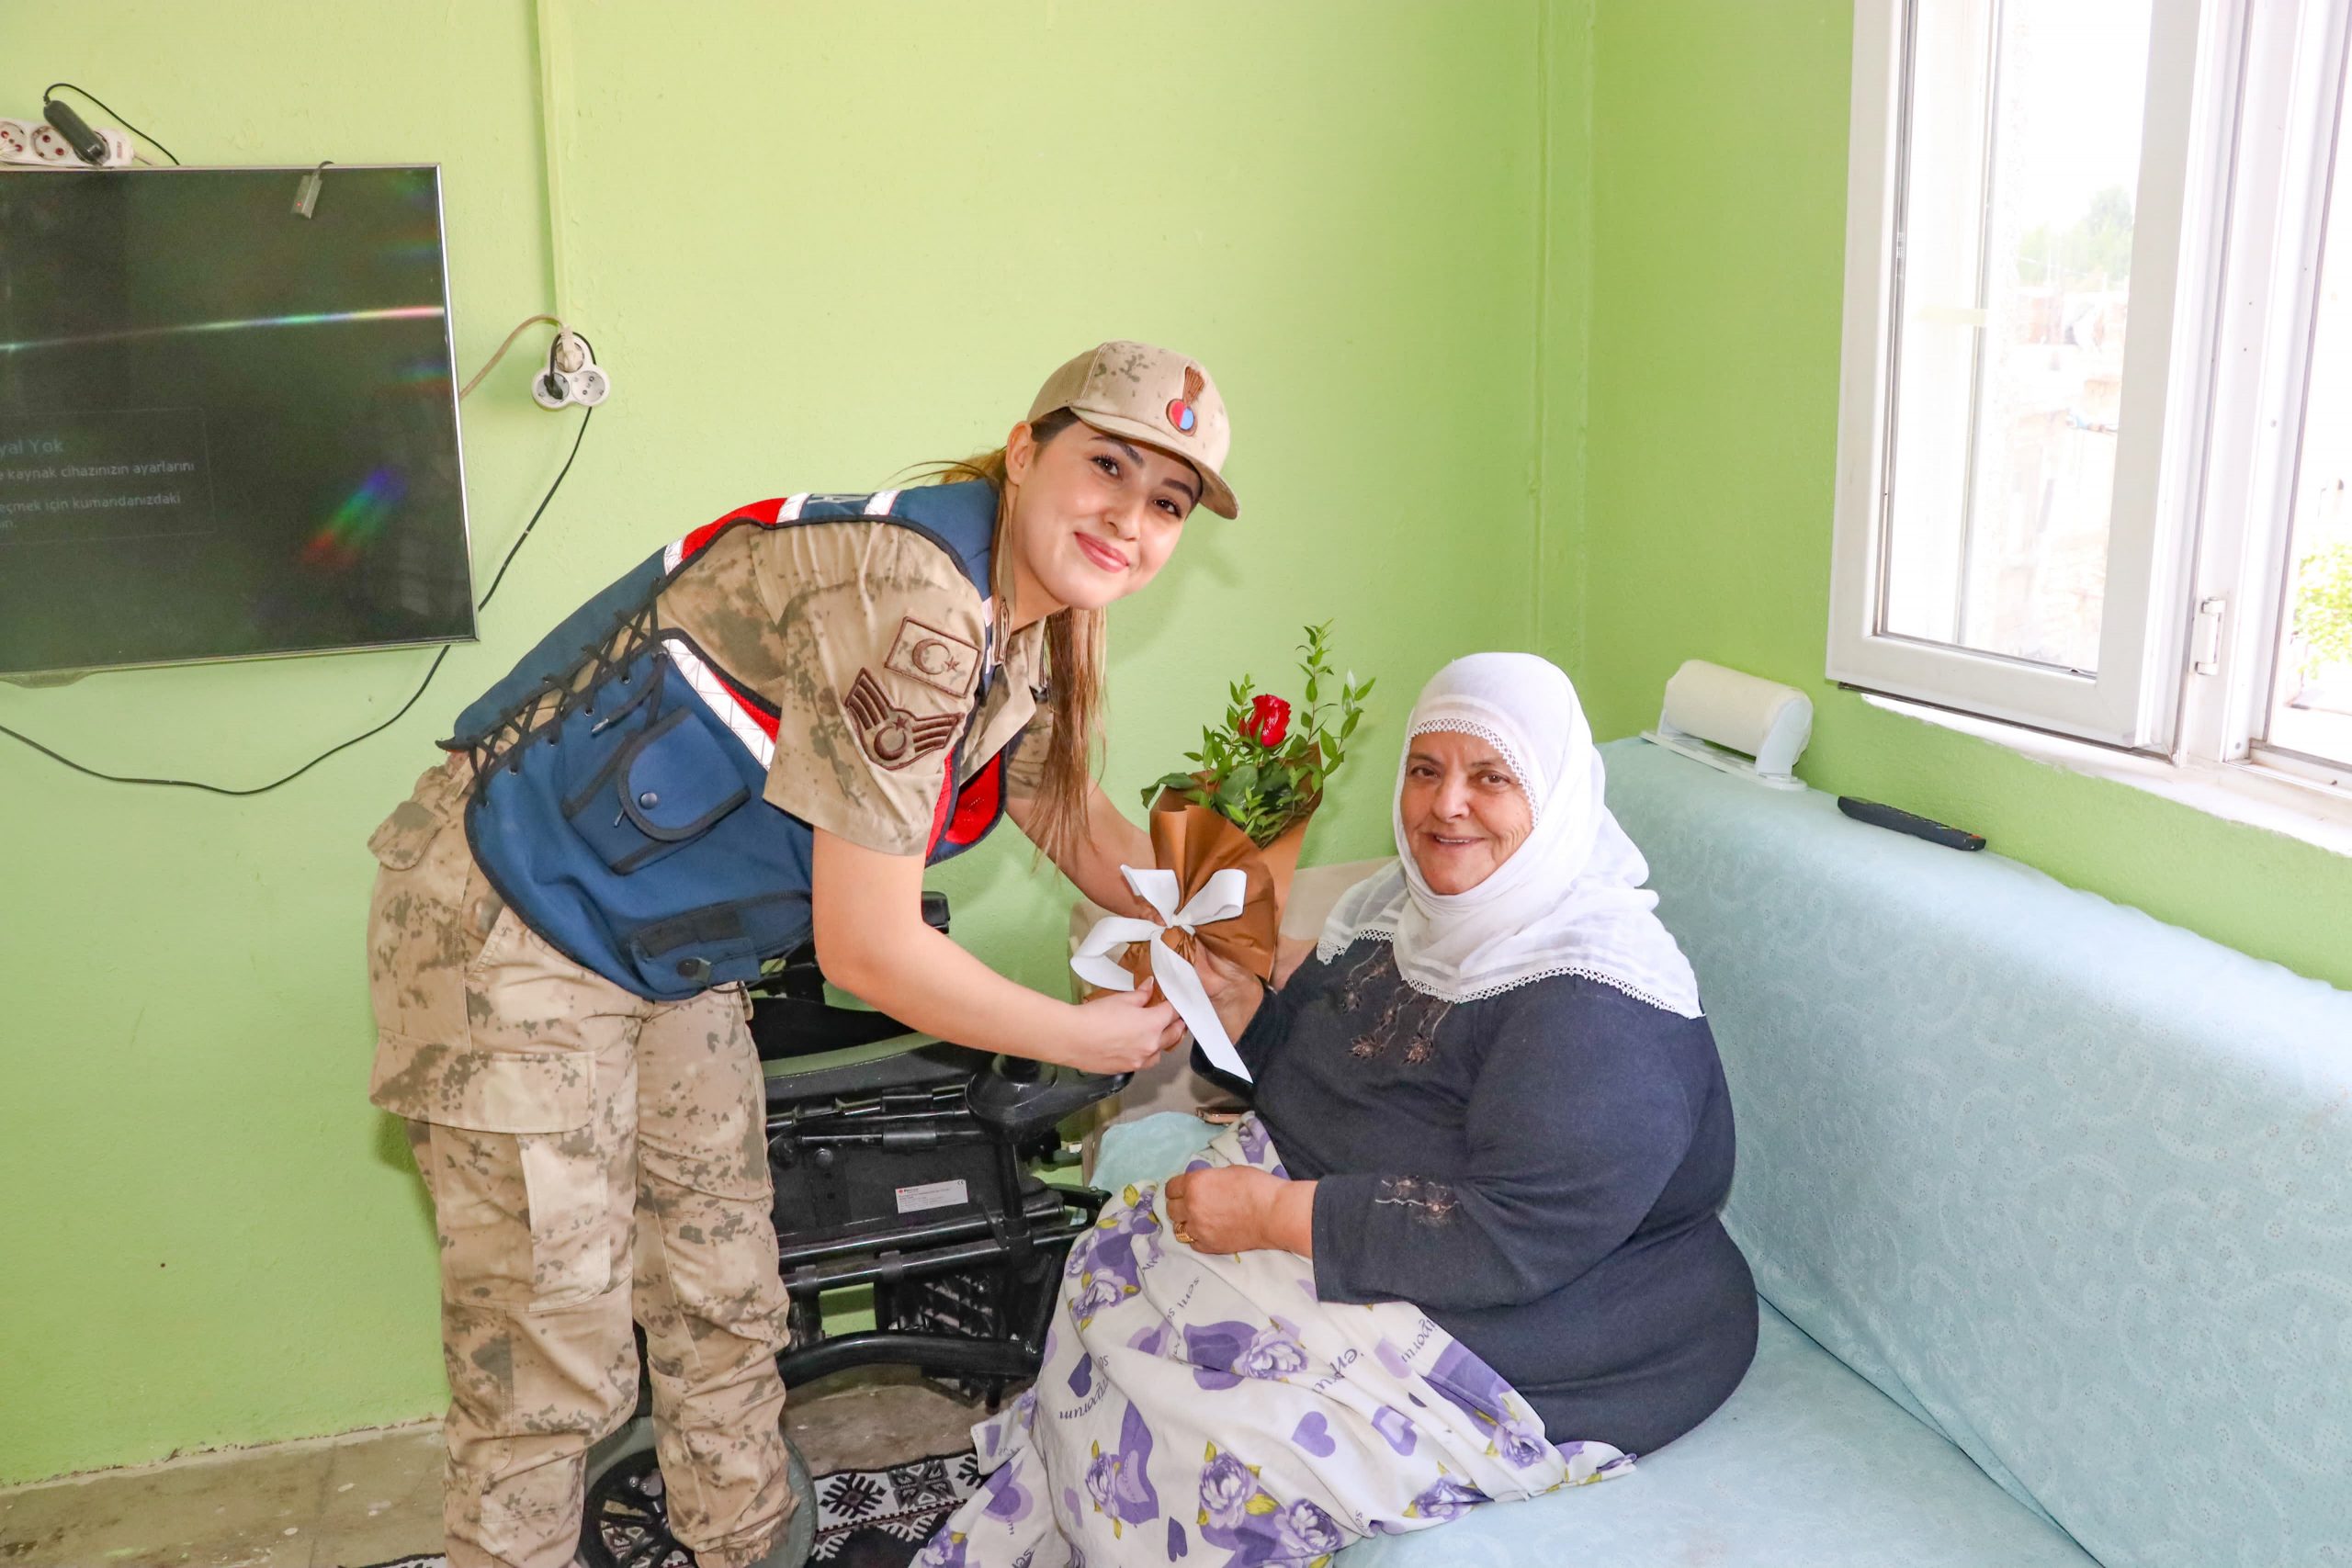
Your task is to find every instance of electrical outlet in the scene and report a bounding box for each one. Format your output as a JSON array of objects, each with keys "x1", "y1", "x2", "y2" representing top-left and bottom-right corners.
[
  {"x1": 27, "y1": 122, "x2": 76, "y2": 164},
  {"x1": 0, "y1": 118, "x2": 133, "y2": 168},
  {"x1": 530, "y1": 332, "x2": 614, "y2": 410}
]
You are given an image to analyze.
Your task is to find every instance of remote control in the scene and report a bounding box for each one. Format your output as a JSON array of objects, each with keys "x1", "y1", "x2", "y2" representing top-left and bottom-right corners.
[{"x1": 1836, "y1": 795, "x2": 1985, "y2": 852}]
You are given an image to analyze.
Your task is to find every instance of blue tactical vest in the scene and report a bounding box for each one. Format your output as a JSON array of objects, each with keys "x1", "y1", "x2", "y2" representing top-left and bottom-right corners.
[{"x1": 443, "y1": 481, "x2": 1022, "y2": 1001}]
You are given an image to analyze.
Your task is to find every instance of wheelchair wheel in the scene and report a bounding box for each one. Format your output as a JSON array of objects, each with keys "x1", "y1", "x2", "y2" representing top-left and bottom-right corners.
[{"x1": 579, "y1": 1415, "x2": 818, "y2": 1568}]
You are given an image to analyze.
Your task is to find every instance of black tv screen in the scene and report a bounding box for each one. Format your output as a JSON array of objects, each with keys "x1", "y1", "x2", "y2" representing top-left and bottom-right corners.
[{"x1": 0, "y1": 165, "x2": 473, "y2": 676}]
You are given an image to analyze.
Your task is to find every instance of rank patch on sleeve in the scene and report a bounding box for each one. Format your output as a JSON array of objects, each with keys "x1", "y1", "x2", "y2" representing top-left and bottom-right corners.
[
  {"x1": 885, "y1": 617, "x2": 981, "y2": 698},
  {"x1": 843, "y1": 670, "x2": 962, "y2": 771}
]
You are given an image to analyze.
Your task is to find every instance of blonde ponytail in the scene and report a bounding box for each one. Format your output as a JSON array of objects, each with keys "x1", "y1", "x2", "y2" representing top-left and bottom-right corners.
[{"x1": 910, "y1": 410, "x2": 1102, "y2": 866}]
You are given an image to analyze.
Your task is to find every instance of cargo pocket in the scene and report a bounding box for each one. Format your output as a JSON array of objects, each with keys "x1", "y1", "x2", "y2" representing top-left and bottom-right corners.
[
  {"x1": 368, "y1": 1029, "x2": 593, "y2": 1134},
  {"x1": 563, "y1": 707, "x2": 750, "y2": 874},
  {"x1": 515, "y1": 1125, "x2": 623, "y2": 1312},
  {"x1": 410, "y1": 1115, "x2": 620, "y2": 1315}
]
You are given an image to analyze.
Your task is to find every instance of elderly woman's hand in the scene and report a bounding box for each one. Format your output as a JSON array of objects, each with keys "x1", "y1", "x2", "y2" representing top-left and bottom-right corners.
[
  {"x1": 1193, "y1": 945, "x2": 1269, "y2": 1045},
  {"x1": 1163, "y1": 1166, "x2": 1317, "y2": 1256}
]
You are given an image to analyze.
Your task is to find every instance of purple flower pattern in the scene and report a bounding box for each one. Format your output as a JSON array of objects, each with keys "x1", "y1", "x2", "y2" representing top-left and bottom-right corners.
[
  {"x1": 1406, "y1": 1474, "x2": 1489, "y2": 1522},
  {"x1": 1080, "y1": 1403, "x2": 1161, "y2": 1539},
  {"x1": 918, "y1": 1112, "x2": 1627, "y2": 1566},
  {"x1": 1067, "y1": 1186, "x2": 1164, "y2": 1325},
  {"x1": 1235, "y1": 1322, "x2": 1309, "y2": 1381},
  {"x1": 913, "y1": 1527, "x2": 970, "y2": 1567},
  {"x1": 1182, "y1": 1319, "x2": 1256, "y2": 1391},
  {"x1": 1427, "y1": 1340, "x2": 1550, "y2": 1466}
]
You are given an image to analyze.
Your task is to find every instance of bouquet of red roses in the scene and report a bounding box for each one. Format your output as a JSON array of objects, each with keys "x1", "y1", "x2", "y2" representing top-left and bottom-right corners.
[
  {"x1": 1072, "y1": 626, "x2": 1374, "y2": 1063},
  {"x1": 1139, "y1": 620, "x2": 1374, "y2": 852}
]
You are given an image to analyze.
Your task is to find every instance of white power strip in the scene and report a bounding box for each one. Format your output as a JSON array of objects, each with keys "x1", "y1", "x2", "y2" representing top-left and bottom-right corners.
[
  {"x1": 0, "y1": 117, "x2": 134, "y2": 168},
  {"x1": 532, "y1": 329, "x2": 614, "y2": 410}
]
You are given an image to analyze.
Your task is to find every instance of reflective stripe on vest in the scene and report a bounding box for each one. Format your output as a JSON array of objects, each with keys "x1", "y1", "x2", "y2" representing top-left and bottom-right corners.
[{"x1": 451, "y1": 480, "x2": 1023, "y2": 1000}]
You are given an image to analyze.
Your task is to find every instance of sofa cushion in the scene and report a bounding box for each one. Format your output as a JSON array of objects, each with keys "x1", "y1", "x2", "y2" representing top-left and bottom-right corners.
[
  {"x1": 1092, "y1": 1114, "x2": 2095, "y2": 1567},
  {"x1": 1600, "y1": 737, "x2": 2352, "y2": 1568}
]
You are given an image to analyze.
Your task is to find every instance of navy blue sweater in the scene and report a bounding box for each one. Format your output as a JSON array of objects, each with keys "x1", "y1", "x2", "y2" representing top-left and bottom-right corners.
[{"x1": 1204, "y1": 938, "x2": 1758, "y2": 1455}]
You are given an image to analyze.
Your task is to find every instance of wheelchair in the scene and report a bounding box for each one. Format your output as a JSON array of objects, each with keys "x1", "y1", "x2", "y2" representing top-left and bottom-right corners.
[{"x1": 578, "y1": 894, "x2": 1125, "y2": 1568}]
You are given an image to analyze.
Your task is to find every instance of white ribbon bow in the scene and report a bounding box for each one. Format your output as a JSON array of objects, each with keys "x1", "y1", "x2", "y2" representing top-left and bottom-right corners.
[{"x1": 1070, "y1": 864, "x2": 1254, "y2": 1081}]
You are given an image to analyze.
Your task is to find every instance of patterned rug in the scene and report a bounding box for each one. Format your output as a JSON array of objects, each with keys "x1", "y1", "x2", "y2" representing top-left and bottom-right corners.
[
  {"x1": 361, "y1": 1446, "x2": 981, "y2": 1568},
  {"x1": 805, "y1": 1449, "x2": 982, "y2": 1564}
]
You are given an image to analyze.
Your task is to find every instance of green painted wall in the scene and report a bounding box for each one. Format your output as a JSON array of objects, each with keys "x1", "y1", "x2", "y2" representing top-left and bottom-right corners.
[
  {"x1": 0, "y1": 2, "x2": 1542, "y2": 1483},
  {"x1": 1562, "y1": 0, "x2": 2352, "y2": 990},
  {"x1": 9, "y1": 0, "x2": 2345, "y2": 1491}
]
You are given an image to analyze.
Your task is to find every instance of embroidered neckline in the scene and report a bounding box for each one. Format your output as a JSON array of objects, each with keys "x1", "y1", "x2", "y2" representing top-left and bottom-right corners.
[{"x1": 1320, "y1": 931, "x2": 1693, "y2": 1016}]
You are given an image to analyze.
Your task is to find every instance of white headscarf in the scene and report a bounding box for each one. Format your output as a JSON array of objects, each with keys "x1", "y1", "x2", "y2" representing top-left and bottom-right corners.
[{"x1": 1316, "y1": 652, "x2": 1703, "y2": 1017}]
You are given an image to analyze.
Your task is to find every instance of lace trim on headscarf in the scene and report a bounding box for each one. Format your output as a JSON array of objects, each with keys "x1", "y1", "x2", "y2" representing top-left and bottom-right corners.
[
  {"x1": 1408, "y1": 716, "x2": 1544, "y2": 825},
  {"x1": 1318, "y1": 930, "x2": 1696, "y2": 1017}
]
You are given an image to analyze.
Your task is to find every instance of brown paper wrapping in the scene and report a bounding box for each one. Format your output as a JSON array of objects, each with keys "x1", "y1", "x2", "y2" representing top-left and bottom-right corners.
[{"x1": 1115, "y1": 780, "x2": 1314, "y2": 988}]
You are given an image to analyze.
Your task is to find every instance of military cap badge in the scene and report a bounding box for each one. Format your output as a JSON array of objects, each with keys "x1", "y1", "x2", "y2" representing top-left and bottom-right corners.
[{"x1": 1166, "y1": 365, "x2": 1204, "y2": 435}]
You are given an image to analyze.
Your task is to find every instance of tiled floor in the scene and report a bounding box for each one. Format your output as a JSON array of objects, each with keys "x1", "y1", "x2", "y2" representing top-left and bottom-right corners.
[{"x1": 0, "y1": 1370, "x2": 984, "y2": 1568}]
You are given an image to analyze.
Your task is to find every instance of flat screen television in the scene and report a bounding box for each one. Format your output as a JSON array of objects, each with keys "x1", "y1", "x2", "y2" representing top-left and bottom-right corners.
[{"x1": 0, "y1": 164, "x2": 473, "y2": 678}]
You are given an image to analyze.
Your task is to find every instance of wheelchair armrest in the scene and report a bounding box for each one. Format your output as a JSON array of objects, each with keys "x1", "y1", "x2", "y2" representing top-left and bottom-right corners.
[{"x1": 966, "y1": 1059, "x2": 1129, "y2": 1145}]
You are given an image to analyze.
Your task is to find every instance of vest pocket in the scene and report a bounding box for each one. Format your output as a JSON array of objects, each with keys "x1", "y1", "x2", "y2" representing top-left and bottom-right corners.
[
  {"x1": 628, "y1": 891, "x2": 811, "y2": 991},
  {"x1": 563, "y1": 706, "x2": 751, "y2": 874}
]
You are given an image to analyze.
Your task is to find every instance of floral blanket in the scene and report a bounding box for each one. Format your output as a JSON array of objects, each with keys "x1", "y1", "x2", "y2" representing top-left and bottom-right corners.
[{"x1": 920, "y1": 1115, "x2": 1630, "y2": 1567}]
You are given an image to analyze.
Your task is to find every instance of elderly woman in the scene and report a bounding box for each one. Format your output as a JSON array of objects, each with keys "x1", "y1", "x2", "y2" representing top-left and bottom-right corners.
[{"x1": 923, "y1": 653, "x2": 1757, "y2": 1567}]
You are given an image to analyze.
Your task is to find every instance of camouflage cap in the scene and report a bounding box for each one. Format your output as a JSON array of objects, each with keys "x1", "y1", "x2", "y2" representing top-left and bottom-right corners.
[{"x1": 1028, "y1": 341, "x2": 1238, "y2": 518}]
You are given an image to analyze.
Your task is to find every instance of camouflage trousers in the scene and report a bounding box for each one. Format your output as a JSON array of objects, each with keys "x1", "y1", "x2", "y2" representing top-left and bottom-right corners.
[{"x1": 365, "y1": 756, "x2": 793, "y2": 1568}]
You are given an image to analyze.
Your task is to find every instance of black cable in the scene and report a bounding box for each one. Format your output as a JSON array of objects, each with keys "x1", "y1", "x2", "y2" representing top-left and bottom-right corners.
[
  {"x1": 477, "y1": 402, "x2": 591, "y2": 611},
  {"x1": 0, "y1": 648, "x2": 453, "y2": 797},
  {"x1": 41, "y1": 83, "x2": 179, "y2": 165},
  {"x1": 0, "y1": 406, "x2": 593, "y2": 795}
]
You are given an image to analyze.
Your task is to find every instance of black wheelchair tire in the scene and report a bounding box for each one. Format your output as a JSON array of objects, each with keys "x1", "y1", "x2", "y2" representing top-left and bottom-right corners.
[{"x1": 579, "y1": 1414, "x2": 818, "y2": 1568}]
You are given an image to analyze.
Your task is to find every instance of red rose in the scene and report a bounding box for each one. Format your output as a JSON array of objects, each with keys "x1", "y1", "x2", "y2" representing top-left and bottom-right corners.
[{"x1": 1239, "y1": 693, "x2": 1291, "y2": 748}]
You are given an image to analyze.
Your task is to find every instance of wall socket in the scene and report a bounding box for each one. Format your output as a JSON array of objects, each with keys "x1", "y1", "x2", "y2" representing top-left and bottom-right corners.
[
  {"x1": 0, "y1": 118, "x2": 134, "y2": 168},
  {"x1": 532, "y1": 331, "x2": 614, "y2": 410}
]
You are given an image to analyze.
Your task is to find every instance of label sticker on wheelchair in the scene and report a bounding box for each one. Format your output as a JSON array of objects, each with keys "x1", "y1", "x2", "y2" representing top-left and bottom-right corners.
[{"x1": 895, "y1": 1179, "x2": 970, "y2": 1214}]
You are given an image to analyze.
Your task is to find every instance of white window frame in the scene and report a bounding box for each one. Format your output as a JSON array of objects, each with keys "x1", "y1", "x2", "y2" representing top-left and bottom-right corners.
[
  {"x1": 2177, "y1": 0, "x2": 2352, "y2": 797},
  {"x1": 1833, "y1": 0, "x2": 2352, "y2": 848},
  {"x1": 1828, "y1": 0, "x2": 2235, "y2": 749}
]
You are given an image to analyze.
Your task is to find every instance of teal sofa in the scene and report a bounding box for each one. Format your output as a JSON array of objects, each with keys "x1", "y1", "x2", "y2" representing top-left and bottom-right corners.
[{"x1": 1095, "y1": 739, "x2": 2352, "y2": 1567}]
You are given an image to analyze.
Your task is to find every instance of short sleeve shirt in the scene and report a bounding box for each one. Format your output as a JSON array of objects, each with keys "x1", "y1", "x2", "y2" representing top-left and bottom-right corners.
[{"x1": 655, "y1": 513, "x2": 1047, "y2": 856}]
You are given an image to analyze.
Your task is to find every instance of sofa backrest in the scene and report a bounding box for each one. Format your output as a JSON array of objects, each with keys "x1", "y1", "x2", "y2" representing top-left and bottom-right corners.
[{"x1": 1602, "y1": 737, "x2": 2352, "y2": 1568}]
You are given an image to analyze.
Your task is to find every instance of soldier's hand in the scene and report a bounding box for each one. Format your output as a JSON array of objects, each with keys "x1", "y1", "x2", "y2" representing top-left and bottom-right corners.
[{"x1": 1057, "y1": 981, "x2": 1184, "y2": 1076}]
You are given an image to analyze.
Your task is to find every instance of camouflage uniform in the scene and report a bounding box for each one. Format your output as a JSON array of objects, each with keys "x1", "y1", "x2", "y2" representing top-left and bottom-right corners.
[{"x1": 366, "y1": 513, "x2": 1046, "y2": 1568}]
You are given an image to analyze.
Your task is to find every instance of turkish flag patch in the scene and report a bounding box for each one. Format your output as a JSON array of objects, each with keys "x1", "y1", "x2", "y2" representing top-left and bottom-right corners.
[
  {"x1": 884, "y1": 617, "x2": 980, "y2": 698},
  {"x1": 843, "y1": 670, "x2": 962, "y2": 771}
]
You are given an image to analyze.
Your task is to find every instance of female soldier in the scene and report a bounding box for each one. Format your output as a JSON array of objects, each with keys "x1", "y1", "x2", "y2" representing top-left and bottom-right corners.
[{"x1": 362, "y1": 342, "x2": 1237, "y2": 1568}]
